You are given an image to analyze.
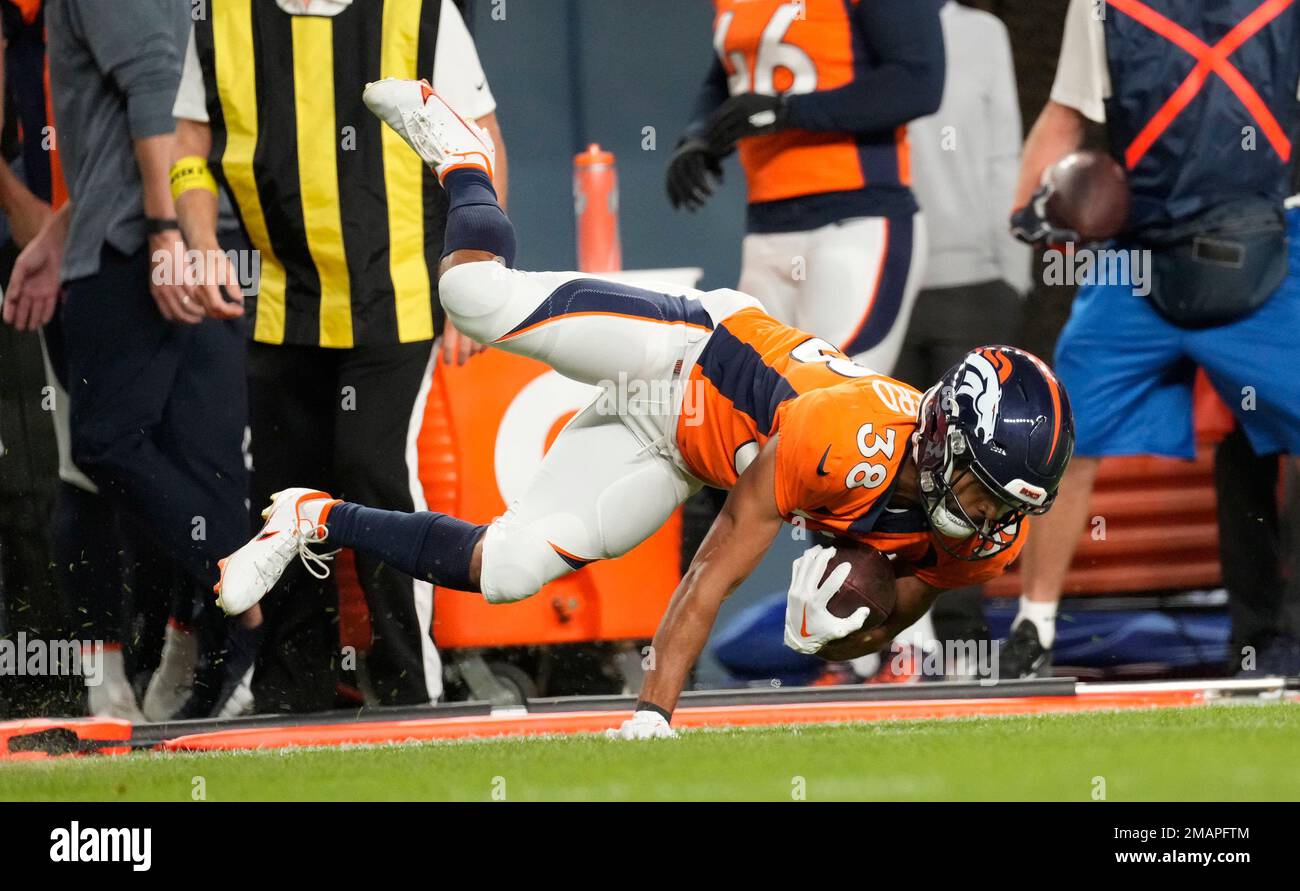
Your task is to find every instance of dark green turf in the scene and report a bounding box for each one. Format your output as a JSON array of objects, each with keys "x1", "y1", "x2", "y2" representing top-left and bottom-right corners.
[{"x1": 2, "y1": 703, "x2": 1296, "y2": 801}]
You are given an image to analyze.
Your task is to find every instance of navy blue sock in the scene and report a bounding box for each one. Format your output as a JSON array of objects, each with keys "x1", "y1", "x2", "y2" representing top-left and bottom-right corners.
[
  {"x1": 325, "y1": 502, "x2": 486, "y2": 592},
  {"x1": 442, "y1": 168, "x2": 516, "y2": 266}
]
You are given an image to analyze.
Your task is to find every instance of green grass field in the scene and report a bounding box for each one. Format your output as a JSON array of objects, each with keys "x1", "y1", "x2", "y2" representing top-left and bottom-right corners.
[{"x1": 3, "y1": 703, "x2": 1297, "y2": 801}]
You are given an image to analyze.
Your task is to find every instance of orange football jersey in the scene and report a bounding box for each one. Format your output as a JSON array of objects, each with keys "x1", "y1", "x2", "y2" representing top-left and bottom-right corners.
[
  {"x1": 711, "y1": 0, "x2": 910, "y2": 203},
  {"x1": 675, "y1": 306, "x2": 1023, "y2": 589}
]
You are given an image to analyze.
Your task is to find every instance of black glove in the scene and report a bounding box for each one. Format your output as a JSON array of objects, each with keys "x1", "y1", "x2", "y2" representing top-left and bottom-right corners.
[
  {"x1": 1010, "y1": 183, "x2": 1080, "y2": 246},
  {"x1": 666, "y1": 137, "x2": 724, "y2": 212},
  {"x1": 703, "y1": 93, "x2": 788, "y2": 155}
]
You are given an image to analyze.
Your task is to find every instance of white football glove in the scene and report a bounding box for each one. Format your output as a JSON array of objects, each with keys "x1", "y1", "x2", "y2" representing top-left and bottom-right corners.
[
  {"x1": 606, "y1": 709, "x2": 677, "y2": 740},
  {"x1": 783, "y1": 545, "x2": 871, "y2": 656}
]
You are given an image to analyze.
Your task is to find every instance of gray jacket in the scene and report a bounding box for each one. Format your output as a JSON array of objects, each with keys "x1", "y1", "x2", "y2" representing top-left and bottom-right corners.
[
  {"x1": 46, "y1": 0, "x2": 190, "y2": 281},
  {"x1": 908, "y1": 2, "x2": 1031, "y2": 295}
]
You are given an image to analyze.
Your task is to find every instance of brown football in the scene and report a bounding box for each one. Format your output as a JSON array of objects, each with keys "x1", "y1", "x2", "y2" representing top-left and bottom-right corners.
[
  {"x1": 819, "y1": 539, "x2": 897, "y2": 633},
  {"x1": 1044, "y1": 150, "x2": 1130, "y2": 241}
]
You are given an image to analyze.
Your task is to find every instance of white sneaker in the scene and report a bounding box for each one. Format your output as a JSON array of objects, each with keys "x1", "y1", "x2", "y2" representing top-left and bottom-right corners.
[
  {"x1": 216, "y1": 665, "x2": 256, "y2": 719},
  {"x1": 86, "y1": 646, "x2": 145, "y2": 722},
  {"x1": 142, "y1": 620, "x2": 197, "y2": 721},
  {"x1": 362, "y1": 77, "x2": 495, "y2": 182},
  {"x1": 214, "y1": 487, "x2": 338, "y2": 616}
]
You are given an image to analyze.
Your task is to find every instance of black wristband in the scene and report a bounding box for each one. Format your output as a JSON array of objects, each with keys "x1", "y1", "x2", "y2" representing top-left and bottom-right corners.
[
  {"x1": 145, "y1": 217, "x2": 180, "y2": 235},
  {"x1": 634, "y1": 701, "x2": 672, "y2": 723}
]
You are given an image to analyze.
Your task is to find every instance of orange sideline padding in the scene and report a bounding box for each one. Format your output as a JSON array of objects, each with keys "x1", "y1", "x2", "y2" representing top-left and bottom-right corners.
[
  {"x1": 984, "y1": 448, "x2": 1220, "y2": 597},
  {"x1": 161, "y1": 688, "x2": 1207, "y2": 752},
  {"x1": 0, "y1": 717, "x2": 132, "y2": 761}
]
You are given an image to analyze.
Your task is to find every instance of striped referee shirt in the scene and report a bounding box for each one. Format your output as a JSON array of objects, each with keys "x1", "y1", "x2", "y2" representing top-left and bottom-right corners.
[{"x1": 175, "y1": 0, "x2": 496, "y2": 348}]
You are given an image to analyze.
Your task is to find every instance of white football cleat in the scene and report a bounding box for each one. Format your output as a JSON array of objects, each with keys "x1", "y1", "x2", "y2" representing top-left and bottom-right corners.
[
  {"x1": 214, "y1": 487, "x2": 338, "y2": 616},
  {"x1": 362, "y1": 77, "x2": 495, "y2": 182}
]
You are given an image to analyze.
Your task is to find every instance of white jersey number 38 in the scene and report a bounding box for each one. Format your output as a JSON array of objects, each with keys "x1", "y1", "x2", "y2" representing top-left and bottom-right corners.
[{"x1": 846, "y1": 423, "x2": 895, "y2": 490}]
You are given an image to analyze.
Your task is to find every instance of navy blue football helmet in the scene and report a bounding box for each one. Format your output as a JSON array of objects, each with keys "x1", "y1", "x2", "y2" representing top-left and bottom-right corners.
[{"x1": 910, "y1": 346, "x2": 1075, "y2": 559}]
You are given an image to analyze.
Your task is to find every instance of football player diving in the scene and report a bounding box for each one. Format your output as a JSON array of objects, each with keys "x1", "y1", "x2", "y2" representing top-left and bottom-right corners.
[{"x1": 211, "y1": 80, "x2": 1075, "y2": 739}]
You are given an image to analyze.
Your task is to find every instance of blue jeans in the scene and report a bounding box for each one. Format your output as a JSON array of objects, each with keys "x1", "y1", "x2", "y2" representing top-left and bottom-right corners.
[{"x1": 1054, "y1": 207, "x2": 1300, "y2": 458}]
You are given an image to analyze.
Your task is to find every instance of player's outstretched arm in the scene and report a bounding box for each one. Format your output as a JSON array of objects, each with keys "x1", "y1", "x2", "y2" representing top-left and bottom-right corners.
[
  {"x1": 635, "y1": 439, "x2": 785, "y2": 719},
  {"x1": 816, "y1": 576, "x2": 942, "y2": 662}
]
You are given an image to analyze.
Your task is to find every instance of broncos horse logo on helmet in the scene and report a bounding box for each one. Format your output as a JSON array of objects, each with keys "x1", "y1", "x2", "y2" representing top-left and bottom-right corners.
[
  {"x1": 912, "y1": 345, "x2": 1075, "y2": 560},
  {"x1": 954, "y1": 347, "x2": 1014, "y2": 444}
]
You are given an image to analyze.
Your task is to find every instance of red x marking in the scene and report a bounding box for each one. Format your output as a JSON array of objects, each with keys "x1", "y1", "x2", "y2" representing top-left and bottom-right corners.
[{"x1": 1106, "y1": 0, "x2": 1293, "y2": 168}]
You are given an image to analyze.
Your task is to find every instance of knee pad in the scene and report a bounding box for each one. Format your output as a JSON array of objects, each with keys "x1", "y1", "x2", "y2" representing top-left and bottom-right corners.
[
  {"x1": 438, "y1": 261, "x2": 513, "y2": 343},
  {"x1": 478, "y1": 516, "x2": 567, "y2": 604}
]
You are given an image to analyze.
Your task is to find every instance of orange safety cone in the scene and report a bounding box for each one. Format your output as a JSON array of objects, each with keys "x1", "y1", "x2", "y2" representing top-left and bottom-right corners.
[{"x1": 573, "y1": 143, "x2": 622, "y2": 272}]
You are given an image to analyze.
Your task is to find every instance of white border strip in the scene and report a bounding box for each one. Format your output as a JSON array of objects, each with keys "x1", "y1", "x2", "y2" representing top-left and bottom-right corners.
[{"x1": 1077, "y1": 678, "x2": 1290, "y2": 696}]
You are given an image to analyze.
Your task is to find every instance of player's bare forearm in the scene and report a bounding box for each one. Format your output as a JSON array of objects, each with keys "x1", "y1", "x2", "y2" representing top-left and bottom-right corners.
[
  {"x1": 637, "y1": 441, "x2": 784, "y2": 714},
  {"x1": 637, "y1": 512, "x2": 780, "y2": 713},
  {"x1": 174, "y1": 119, "x2": 219, "y2": 249},
  {"x1": 816, "y1": 576, "x2": 942, "y2": 662},
  {"x1": 1013, "y1": 100, "x2": 1087, "y2": 208}
]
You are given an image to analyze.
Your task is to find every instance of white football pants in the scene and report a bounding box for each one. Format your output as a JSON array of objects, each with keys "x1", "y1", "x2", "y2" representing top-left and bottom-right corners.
[
  {"x1": 438, "y1": 261, "x2": 757, "y2": 604},
  {"x1": 738, "y1": 213, "x2": 927, "y2": 373}
]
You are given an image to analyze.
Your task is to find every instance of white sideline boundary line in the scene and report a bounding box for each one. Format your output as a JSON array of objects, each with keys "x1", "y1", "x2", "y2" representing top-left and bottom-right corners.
[{"x1": 1077, "y1": 678, "x2": 1292, "y2": 696}]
